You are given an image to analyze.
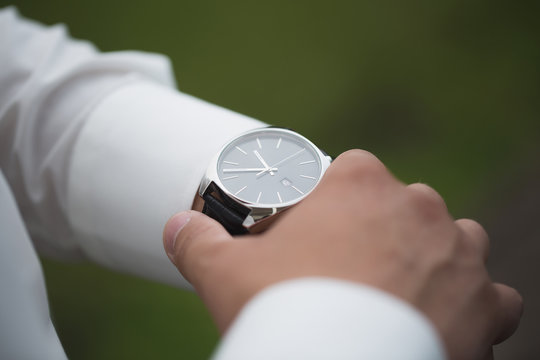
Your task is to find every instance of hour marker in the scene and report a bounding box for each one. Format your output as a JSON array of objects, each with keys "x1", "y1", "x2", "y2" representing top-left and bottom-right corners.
[
  {"x1": 223, "y1": 175, "x2": 239, "y2": 180},
  {"x1": 223, "y1": 161, "x2": 239, "y2": 165},
  {"x1": 256, "y1": 192, "x2": 262, "y2": 203},
  {"x1": 235, "y1": 146, "x2": 247, "y2": 155},
  {"x1": 291, "y1": 185, "x2": 304, "y2": 195},
  {"x1": 300, "y1": 175, "x2": 317, "y2": 180},
  {"x1": 276, "y1": 137, "x2": 282, "y2": 149},
  {"x1": 299, "y1": 160, "x2": 316, "y2": 165},
  {"x1": 277, "y1": 191, "x2": 283, "y2": 203},
  {"x1": 256, "y1": 137, "x2": 262, "y2": 149},
  {"x1": 235, "y1": 185, "x2": 247, "y2": 195}
]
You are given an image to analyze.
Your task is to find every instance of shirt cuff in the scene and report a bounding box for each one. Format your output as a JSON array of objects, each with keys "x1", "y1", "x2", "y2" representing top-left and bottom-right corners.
[
  {"x1": 66, "y1": 80, "x2": 264, "y2": 287},
  {"x1": 214, "y1": 278, "x2": 447, "y2": 360}
]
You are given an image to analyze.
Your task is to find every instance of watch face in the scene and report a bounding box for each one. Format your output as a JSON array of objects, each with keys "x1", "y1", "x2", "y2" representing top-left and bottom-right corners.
[{"x1": 216, "y1": 128, "x2": 323, "y2": 207}]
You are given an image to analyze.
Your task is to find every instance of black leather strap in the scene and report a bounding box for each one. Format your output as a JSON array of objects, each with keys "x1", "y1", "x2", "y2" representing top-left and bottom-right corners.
[{"x1": 202, "y1": 185, "x2": 249, "y2": 235}]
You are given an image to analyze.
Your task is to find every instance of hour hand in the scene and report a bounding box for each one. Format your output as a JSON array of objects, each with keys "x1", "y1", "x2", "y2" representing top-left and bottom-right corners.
[{"x1": 253, "y1": 150, "x2": 274, "y2": 176}]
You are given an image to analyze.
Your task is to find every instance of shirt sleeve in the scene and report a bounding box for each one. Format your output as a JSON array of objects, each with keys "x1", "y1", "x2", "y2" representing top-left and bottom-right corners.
[
  {"x1": 0, "y1": 6, "x2": 264, "y2": 287},
  {"x1": 66, "y1": 82, "x2": 264, "y2": 287},
  {"x1": 0, "y1": 171, "x2": 67, "y2": 360},
  {"x1": 214, "y1": 278, "x2": 447, "y2": 360},
  {"x1": 0, "y1": 5, "x2": 176, "y2": 260}
]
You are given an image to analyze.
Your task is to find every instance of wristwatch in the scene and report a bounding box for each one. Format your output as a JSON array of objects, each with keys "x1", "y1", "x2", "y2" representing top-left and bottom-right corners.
[{"x1": 198, "y1": 127, "x2": 332, "y2": 235}]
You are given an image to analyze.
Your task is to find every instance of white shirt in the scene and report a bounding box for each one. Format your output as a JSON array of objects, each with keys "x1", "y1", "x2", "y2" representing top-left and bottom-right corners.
[{"x1": 0, "y1": 6, "x2": 445, "y2": 359}]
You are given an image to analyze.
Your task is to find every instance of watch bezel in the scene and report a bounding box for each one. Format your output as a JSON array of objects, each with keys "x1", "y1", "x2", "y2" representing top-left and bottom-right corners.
[{"x1": 199, "y1": 126, "x2": 331, "y2": 229}]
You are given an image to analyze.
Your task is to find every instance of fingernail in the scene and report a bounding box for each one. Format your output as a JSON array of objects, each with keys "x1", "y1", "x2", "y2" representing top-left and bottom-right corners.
[{"x1": 164, "y1": 212, "x2": 191, "y2": 261}]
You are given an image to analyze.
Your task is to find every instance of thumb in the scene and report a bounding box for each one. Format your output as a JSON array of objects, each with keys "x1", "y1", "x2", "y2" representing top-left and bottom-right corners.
[{"x1": 163, "y1": 210, "x2": 233, "y2": 284}]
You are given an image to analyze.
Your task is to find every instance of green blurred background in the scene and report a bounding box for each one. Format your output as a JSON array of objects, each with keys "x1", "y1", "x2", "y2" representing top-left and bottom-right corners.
[{"x1": 2, "y1": 0, "x2": 539, "y2": 358}]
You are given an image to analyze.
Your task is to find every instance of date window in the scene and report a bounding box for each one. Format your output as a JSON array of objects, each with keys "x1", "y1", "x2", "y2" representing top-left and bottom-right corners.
[{"x1": 281, "y1": 178, "x2": 292, "y2": 187}]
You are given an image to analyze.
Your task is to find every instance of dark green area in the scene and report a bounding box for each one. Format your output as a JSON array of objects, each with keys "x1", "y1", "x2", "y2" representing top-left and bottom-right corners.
[
  {"x1": 42, "y1": 259, "x2": 218, "y2": 360},
  {"x1": 2, "y1": 0, "x2": 538, "y2": 359}
]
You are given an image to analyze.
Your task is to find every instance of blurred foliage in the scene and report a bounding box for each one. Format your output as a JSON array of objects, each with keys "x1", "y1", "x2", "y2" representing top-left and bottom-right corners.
[
  {"x1": 1, "y1": 0, "x2": 539, "y2": 359},
  {"x1": 42, "y1": 260, "x2": 218, "y2": 359}
]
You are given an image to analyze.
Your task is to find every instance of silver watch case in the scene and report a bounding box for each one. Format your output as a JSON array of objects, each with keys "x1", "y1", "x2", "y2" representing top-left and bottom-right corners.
[{"x1": 198, "y1": 127, "x2": 332, "y2": 233}]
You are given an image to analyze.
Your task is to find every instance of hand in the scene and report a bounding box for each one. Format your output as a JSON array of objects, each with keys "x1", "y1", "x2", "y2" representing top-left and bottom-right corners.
[
  {"x1": 222, "y1": 167, "x2": 278, "y2": 173},
  {"x1": 164, "y1": 150, "x2": 522, "y2": 360}
]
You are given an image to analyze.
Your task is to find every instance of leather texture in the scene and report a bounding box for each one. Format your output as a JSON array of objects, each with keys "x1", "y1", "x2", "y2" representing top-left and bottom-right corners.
[{"x1": 203, "y1": 192, "x2": 249, "y2": 235}]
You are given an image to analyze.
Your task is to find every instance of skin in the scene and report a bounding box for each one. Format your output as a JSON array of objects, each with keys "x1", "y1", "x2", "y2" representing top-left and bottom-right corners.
[{"x1": 164, "y1": 149, "x2": 523, "y2": 360}]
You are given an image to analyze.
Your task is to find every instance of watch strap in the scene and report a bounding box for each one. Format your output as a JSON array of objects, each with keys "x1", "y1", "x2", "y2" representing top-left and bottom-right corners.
[{"x1": 202, "y1": 185, "x2": 249, "y2": 235}]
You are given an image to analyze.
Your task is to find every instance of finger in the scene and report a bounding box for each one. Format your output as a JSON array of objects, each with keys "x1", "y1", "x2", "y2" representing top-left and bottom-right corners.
[
  {"x1": 492, "y1": 283, "x2": 524, "y2": 344},
  {"x1": 455, "y1": 218, "x2": 490, "y2": 262},
  {"x1": 163, "y1": 210, "x2": 233, "y2": 284}
]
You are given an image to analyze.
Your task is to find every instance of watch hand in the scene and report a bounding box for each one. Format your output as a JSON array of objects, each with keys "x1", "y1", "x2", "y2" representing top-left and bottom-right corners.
[
  {"x1": 257, "y1": 148, "x2": 306, "y2": 176},
  {"x1": 253, "y1": 150, "x2": 274, "y2": 176},
  {"x1": 223, "y1": 168, "x2": 278, "y2": 173}
]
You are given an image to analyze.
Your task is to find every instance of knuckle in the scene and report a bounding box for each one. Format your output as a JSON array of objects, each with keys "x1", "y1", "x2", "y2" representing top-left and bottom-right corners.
[
  {"x1": 456, "y1": 218, "x2": 489, "y2": 240},
  {"x1": 492, "y1": 284, "x2": 524, "y2": 343},
  {"x1": 508, "y1": 286, "x2": 523, "y2": 306},
  {"x1": 331, "y1": 149, "x2": 388, "y2": 182},
  {"x1": 499, "y1": 284, "x2": 524, "y2": 311},
  {"x1": 336, "y1": 149, "x2": 379, "y2": 162},
  {"x1": 512, "y1": 288, "x2": 524, "y2": 315},
  {"x1": 408, "y1": 183, "x2": 445, "y2": 205},
  {"x1": 455, "y1": 218, "x2": 490, "y2": 258},
  {"x1": 407, "y1": 183, "x2": 447, "y2": 220}
]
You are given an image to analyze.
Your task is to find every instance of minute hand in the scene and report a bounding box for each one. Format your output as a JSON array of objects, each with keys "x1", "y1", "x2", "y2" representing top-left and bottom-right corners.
[
  {"x1": 256, "y1": 148, "x2": 306, "y2": 176},
  {"x1": 223, "y1": 168, "x2": 278, "y2": 173}
]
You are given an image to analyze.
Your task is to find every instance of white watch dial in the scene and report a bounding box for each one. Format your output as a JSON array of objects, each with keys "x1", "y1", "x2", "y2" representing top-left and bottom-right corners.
[{"x1": 216, "y1": 128, "x2": 323, "y2": 206}]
